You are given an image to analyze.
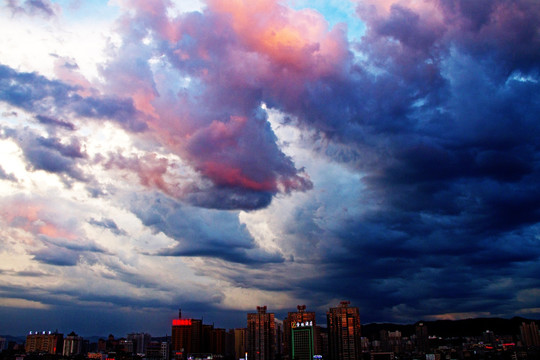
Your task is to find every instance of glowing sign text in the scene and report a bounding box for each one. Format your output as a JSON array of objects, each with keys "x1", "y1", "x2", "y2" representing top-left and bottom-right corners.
[
  {"x1": 172, "y1": 319, "x2": 193, "y2": 326},
  {"x1": 292, "y1": 321, "x2": 313, "y2": 328}
]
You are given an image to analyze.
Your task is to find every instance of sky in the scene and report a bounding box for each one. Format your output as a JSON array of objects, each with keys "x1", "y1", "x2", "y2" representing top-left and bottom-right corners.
[{"x1": 0, "y1": 0, "x2": 540, "y2": 337}]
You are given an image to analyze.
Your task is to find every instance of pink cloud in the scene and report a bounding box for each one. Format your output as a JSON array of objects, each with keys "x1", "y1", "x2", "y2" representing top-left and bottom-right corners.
[
  {"x1": 94, "y1": 0, "x2": 324, "y2": 206},
  {"x1": 0, "y1": 198, "x2": 78, "y2": 241},
  {"x1": 104, "y1": 152, "x2": 183, "y2": 197},
  {"x1": 53, "y1": 57, "x2": 96, "y2": 97}
]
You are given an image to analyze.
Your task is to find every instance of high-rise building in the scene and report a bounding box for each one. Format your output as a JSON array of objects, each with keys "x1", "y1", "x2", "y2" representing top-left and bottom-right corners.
[
  {"x1": 415, "y1": 323, "x2": 428, "y2": 353},
  {"x1": 161, "y1": 341, "x2": 170, "y2": 360},
  {"x1": 283, "y1": 305, "x2": 317, "y2": 360},
  {"x1": 482, "y1": 330, "x2": 496, "y2": 347},
  {"x1": 317, "y1": 327, "x2": 329, "y2": 360},
  {"x1": 171, "y1": 309, "x2": 203, "y2": 359},
  {"x1": 128, "y1": 332, "x2": 152, "y2": 354},
  {"x1": 520, "y1": 322, "x2": 540, "y2": 347},
  {"x1": 63, "y1": 332, "x2": 83, "y2": 356},
  {"x1": 327, "y1": 301, "x2": 361, "y2": 360},
  {"x1": 247, "y1": 306, "x2": 276, "y2": 360},
  {"x1": 388, "y1": 331, "x2": 402, "y2": 354},
  {"x1": 275, "y1": 320, "x2": 283, "y2": 359},
  {"x1": 234, "y1": 328, "x2": 247, "y2": 360},
  {"x1": 25, "y1": 331, "x2": 64, "y2": 354}
]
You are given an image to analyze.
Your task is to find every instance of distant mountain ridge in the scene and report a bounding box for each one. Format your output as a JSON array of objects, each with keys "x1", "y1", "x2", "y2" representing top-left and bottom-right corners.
[{"x1": 362, "y1": 316, "x2": 539, "y2": 339}]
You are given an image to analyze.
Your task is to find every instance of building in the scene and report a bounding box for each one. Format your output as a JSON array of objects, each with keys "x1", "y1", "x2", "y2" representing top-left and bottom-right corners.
[
  {"x1": 247, "y1": 306, "x2": 276, "y2": 360},
  {"x1": 388, "y1": 330, "x2": 402, "y2": 354},
  {"x1": 275, "y1": 320, "x2": 283, "y2": 359},
  {"x1": 120, "y1": 338, "x2": 134, "y2": 353},
  {"x1": 520, "y1": 322, "x2": 540, "y2": 347},
  {"x1": 25, "y1": 331, "x2": 63, "y2": 354},
  {"x1": 415, "y1": 323, "x2": 428, "y2": 353},
  {"x1": 161, "y1": 341, "x2": 170, "y2": 360},
  {"x1": 327, "y1": 301, "x2": 361, "y2": 360},
  {"x1": 127, "y1": 332, "x2": 151, "y2": 354},
  {"x1": 318, "y1": 327, "x2": 329, "y2": 360},
  {"x1": 171, "y1": 310, "x2": 203, "y2": 359},
  {"x1": 146, "y1": 341, "x2": 170, "y2": 360},
  {"x1": 482, "y1": 330, "x2": 496, "y2": 347},
  {"x1": 234, "y1": 328, "x2": 247, "y2": 360},
  {"x1": 63, "y1": 331, "x2": 83, "y2": 356},
  {"x1": 283, "y1": 305, "x2": 318, "y2": 360},
  {"x1": 291, "y1": 322, "x2": 315, "y2": 360}
]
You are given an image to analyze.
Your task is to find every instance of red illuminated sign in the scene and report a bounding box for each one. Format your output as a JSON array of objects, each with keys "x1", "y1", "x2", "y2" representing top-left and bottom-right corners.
[{"x1": 172, "y1": 319, "x2": 192, "y2": 326}]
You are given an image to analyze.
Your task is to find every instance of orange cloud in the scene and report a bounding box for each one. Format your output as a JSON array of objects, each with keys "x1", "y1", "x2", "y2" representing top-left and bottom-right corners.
[{"x1": 207, "y1": 0, "x2": 348, "y2": 76}]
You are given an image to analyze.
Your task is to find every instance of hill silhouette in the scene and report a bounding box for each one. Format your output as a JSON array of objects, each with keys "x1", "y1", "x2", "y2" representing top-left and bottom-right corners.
[{"x1": 362, "y1": 317, "x2": 537, "y2": 339}]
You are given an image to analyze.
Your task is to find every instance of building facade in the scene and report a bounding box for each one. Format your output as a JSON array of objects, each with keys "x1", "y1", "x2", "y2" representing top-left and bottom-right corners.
[
  {"x1": 171, "y1": 310, "x2": 203, "y2": 359},
  {"x1": 291, "y1": 324, "x2": 314, "y2": 360},
  {"x1": 247, "y1": 306, "x2": 276, "y2": 360},
  {"x1": 127, "y1": 332, "x2": 152, "y2": 354},
  {"x1": 283, "y1": 305, "x2": 317, "y2": 360},
  {"x1": 521, "y1": 322, "x2": 540, "y2": 347},
  {"x1": 63, "y1": 332, "x2": 83, "y2": 356},
  {"x1": 327, "y1": 301, "x2": 361, "y2": 360},
  {"x1": 234, "y1": 328, "x2": 247, "y2": 360},
  {"x1": 25, "y1": 331, "x2": 63, "y2": 354}
]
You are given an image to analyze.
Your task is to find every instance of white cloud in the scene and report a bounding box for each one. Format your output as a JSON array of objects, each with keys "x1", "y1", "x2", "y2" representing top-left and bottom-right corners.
[{"x1": 0, "y1": 298, "x2": 51, "y2": 309}]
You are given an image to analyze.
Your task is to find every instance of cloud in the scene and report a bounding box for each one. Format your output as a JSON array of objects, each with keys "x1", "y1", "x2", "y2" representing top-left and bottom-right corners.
[
  {"x1": 6, "y1": 0, "x2": 59, "y2": 18},
  {"x1": 97, "y1": 0, "x2": 316, "y2": 209},
  {"x1": 0, "y1": 297, "x2": 51, "y2": 309},
  {"x1": 130, "y1": 193, "x2": 284, "y2": 264},
  {"x1": 1, "y1": 0, "x2": 540, "y2": 332},
  {"x1": 0, "y1": 165, "x2": 17, "y2": 182},
  {"x1": 0, "y1": 64, "x2": 148, "y2": 132},
  {"x1": 31, "y1": 244, "x2": 81, "y2": 266},
  {"x1": 89, "y1": 218, "x2": 128, "y2": 236},
  {"x1": 35, "y1": 115, "x2": 75, "y2": 131},
  {"x1": 3, "y1": 127, "x2": 87, "y2": 182},
  {"x1": 99, "y1": 0, "x2": 540, "y2": 322}
]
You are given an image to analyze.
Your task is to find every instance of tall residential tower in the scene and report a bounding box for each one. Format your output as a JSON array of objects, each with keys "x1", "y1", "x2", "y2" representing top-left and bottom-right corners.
[
  {"x1": 284, "y1": 305, "x2": 318, "y2": 360},
  {"x1": 247, "y1": 306, "x2": 276, "y2": 360},
  {"x1": 327, "y1": 301, "x2": 361, "y2": 360}
]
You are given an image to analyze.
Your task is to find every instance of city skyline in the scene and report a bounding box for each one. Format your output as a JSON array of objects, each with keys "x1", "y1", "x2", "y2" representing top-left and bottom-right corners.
[
  {"x1": 1, "y1": 0, "x2": 540, "y2": 337},
  {"x1": 1, "y1": 303, "x2": 540, "y2": 338}
]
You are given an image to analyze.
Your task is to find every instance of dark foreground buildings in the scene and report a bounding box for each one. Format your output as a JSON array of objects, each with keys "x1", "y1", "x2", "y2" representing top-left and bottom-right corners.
[{"x1": 5, "y1": 303, "x2": 540, "y2": 360}]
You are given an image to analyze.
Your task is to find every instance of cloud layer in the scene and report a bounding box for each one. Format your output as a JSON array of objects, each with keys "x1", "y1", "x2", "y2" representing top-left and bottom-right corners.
[{"x1": 0, "y1": 0, "x2": 540, "y2": 335}]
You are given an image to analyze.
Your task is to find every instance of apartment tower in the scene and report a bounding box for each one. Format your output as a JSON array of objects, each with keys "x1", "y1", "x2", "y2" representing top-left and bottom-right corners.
[
  {"x1": 247, "y1": 306, "x2": 276, "y2": 360},
  {"x1": 327, "y1": 301, "x2": 361, "y2": 360}
]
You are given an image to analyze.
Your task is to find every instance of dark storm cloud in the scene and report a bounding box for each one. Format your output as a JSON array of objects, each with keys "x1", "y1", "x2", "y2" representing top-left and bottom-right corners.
[
  {"x1": 131, "y1": 193, "x2": 284, "y2": 264},
  {"x1": 88, "y1": 218, "x2": 127, "y2": 236},
  {"x1": 0, "y1": 64, "x2": 147, "y2": 132},
  {"x1": 185, "y1": 186, "x2": 274, "y2": 211},
  {"x1": 115, "y1": 0, "x2": 540, "y2": 321}
]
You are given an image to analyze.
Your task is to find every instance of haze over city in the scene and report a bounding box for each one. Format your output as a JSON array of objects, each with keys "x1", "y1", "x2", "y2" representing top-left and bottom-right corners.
[{"x1": 1, "y1": 0, "x2": 540, "y2": 337}]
